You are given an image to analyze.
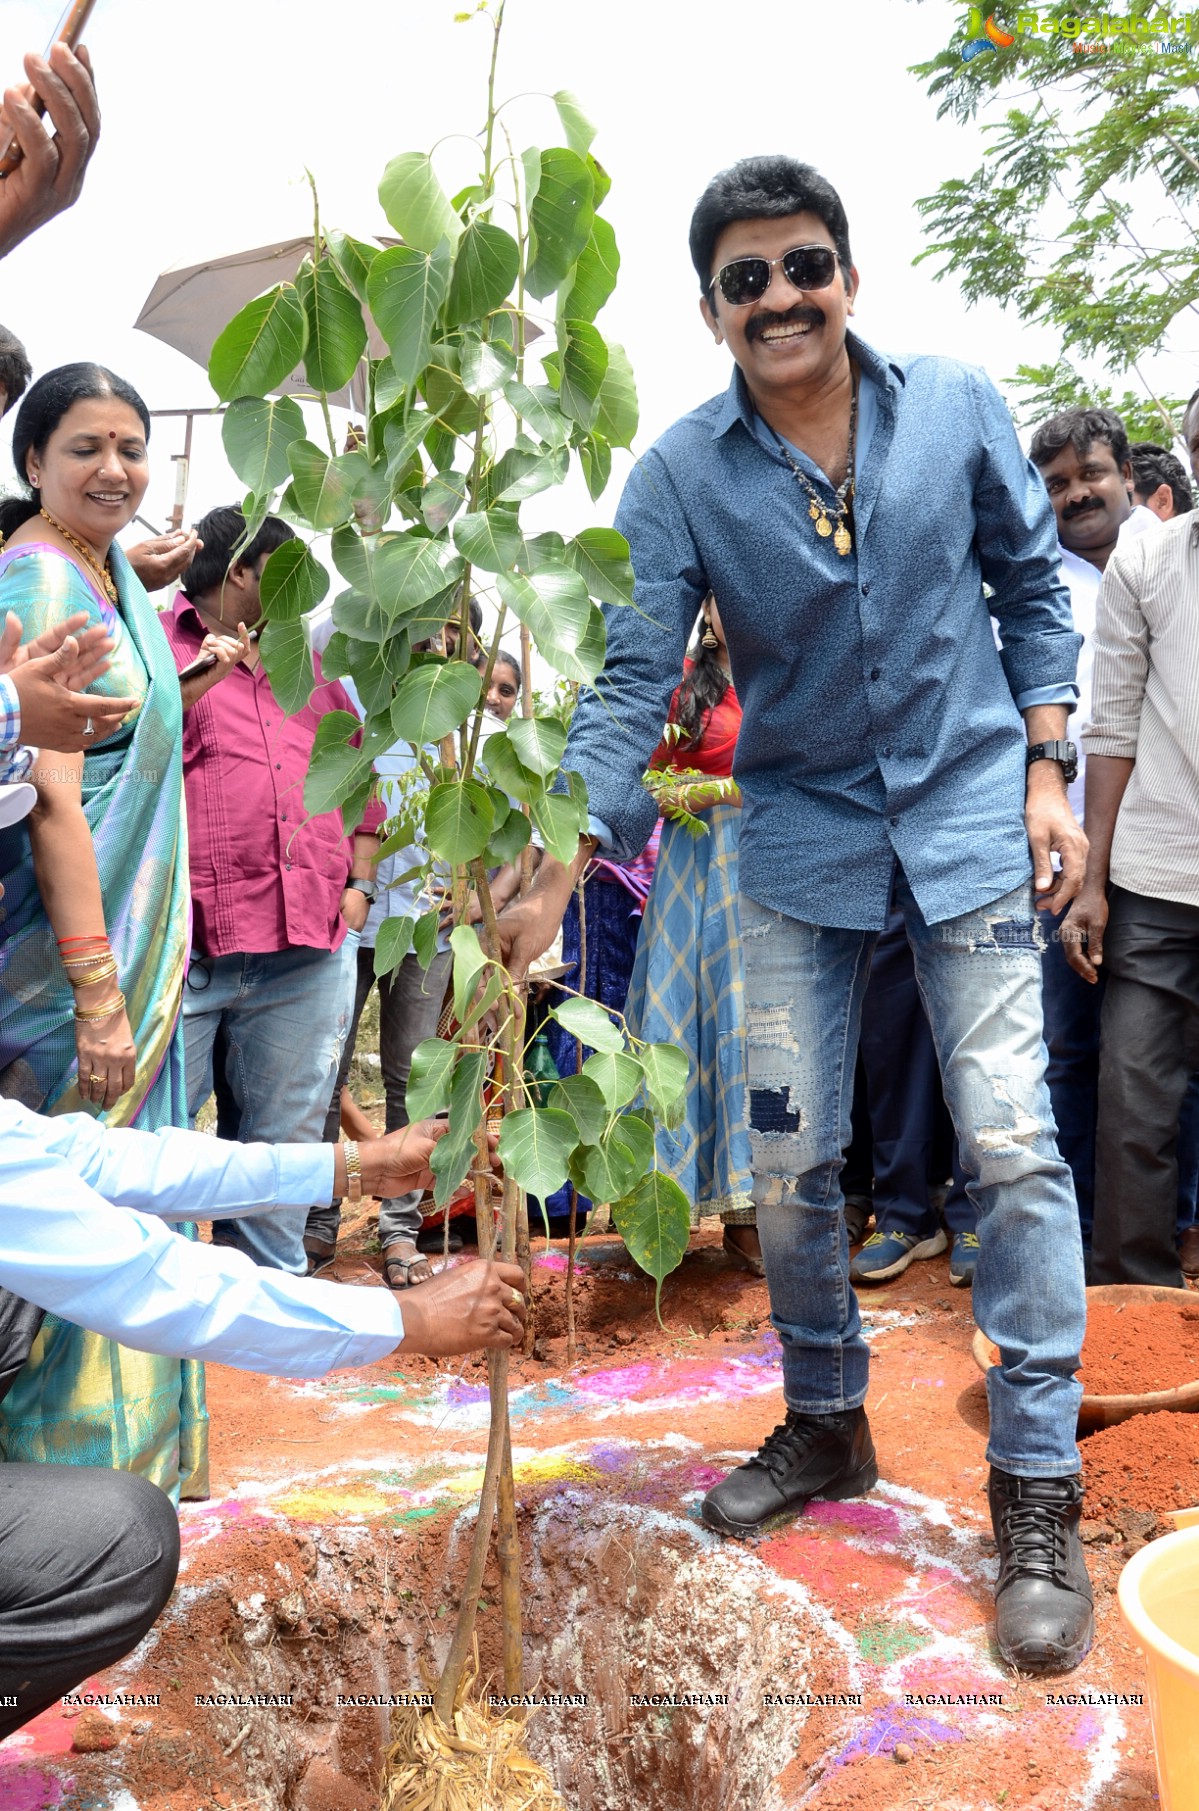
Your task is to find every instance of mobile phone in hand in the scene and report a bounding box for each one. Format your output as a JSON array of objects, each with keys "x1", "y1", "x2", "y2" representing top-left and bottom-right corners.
[{"x1": 0, "y1": 0, "x2": 99, "y2": 177}]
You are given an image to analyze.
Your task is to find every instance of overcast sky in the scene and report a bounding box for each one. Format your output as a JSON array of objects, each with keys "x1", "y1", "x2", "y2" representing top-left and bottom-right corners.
[{"x1": 0, "y1": 0, "x2": 1193, "y2": 566}]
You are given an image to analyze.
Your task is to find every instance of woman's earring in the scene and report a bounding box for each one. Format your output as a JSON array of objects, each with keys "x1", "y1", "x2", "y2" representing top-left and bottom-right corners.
[{"x1": 701, "y1": 616, "x2": 718, "y2": 650}]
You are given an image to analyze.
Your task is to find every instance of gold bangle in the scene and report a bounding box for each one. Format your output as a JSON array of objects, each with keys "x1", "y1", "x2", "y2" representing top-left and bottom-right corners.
[
  {"x1": 343, "y1": 1139, "x2": 363, "y2": 1204},
  {"x1": 74, "y1": 991, "x2": 126, "y2": 1023},
  {"x1": 69, "y1": 963, "x2": 120, "y2": 990}
]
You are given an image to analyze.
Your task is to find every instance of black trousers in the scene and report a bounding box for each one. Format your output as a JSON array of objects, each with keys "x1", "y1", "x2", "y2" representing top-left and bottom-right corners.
[
  {"x1": 1092, "y1": 886, "x2": 1199, "y2": 1287},
  {"x1": 0, "y1": 1464, "x2": 179, "y2": 1739}
]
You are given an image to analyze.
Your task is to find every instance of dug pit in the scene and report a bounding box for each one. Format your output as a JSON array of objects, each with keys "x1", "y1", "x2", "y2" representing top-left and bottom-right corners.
[{"x1": 1, "y1": 1230, "x2": 1169, "y2": 1811}]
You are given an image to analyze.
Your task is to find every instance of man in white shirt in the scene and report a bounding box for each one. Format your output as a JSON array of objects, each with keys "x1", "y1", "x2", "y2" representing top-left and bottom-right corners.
[
  {"x1": 0, "y1": 1093, "x2": 524, "y2": 1738},
  {"x1": 1029, "y1": 407, "x2": 1160, "y2": 1265},
  {"x1": 1063, "y1": 385, "x2": 1199, "y2": 1286}
]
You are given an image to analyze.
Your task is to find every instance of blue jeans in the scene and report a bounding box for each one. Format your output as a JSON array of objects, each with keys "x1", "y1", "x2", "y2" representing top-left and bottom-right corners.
[
  {"x1": 184, "y1": 938, "x2": 359, "y2": 1273},
  {"x1": 741, "y1": 872, "x2": 1085, "y2": 1478}
]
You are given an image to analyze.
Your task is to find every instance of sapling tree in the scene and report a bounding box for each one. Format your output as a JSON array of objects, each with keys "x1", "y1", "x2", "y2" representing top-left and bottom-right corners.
[{"x1": 205, "y1": 0, "x2": 691, "y2": 1727}]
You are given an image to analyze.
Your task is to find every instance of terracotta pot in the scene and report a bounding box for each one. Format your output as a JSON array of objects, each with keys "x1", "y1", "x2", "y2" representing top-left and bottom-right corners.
[{"x1": 972, "y1": 1284, "x2": 1199, "y2": 1436}]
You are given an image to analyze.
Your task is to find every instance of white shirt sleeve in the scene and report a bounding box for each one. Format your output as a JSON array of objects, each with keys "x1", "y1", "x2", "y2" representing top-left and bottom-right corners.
[{"x1": 0, "y1": 1101, "x2": 405, "y2": 1376}]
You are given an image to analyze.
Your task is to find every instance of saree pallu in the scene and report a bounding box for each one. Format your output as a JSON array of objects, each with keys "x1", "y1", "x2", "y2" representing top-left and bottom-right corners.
[
  {"x1": 625, "y1": 803, "x2": 755, "y2": 1227},
  {"x1": 0, "y1": 543, "x2": 207, "y2": 1502}
]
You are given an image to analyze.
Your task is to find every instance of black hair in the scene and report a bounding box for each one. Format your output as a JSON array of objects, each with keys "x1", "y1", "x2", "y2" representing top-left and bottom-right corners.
[
  {"x1": 492, "y1": 648, "x2": 523, "y2": 686},
  {"x1": 181, "y1": 505, "x2": 296, "y2": 600},
  {"x1": 689, "y1": 156, "x2": 853, "y2": 298},
  {"x1": 1029, "y1": 406, "x2": 1130, "y2": 476},
  {"x1": 673, "y1": 602, "x2": 730, "y2": 749},
  {"x1": 1129, "y1": 442, "x2": 1195, "y2": 517},
  {"x1": 0, "y1": 362, "x2": 151, "y2": 540},
  {"x1": 0, "y1": 324, "x2": 32, "y2": 418}
]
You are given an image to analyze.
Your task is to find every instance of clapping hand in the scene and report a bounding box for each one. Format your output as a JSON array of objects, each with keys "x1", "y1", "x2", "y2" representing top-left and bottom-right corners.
[{"x1": 0, "y1": 610, "x2": 137, "y2": 750}]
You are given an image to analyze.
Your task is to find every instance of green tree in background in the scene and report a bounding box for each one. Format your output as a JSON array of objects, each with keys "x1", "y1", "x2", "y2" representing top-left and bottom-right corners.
[{"x1": 909, "y1": 0, "x2": 1199, "y2": 439}]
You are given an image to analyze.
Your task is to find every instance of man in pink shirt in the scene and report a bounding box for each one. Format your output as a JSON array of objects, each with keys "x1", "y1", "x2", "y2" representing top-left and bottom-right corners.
[{"x1": 162, "y1": 506, "x2": 381, "y2": 1274}]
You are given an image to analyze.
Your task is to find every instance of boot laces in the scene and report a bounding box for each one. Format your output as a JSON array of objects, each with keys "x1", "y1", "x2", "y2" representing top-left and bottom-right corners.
[
  {"x1": 751, "y1": 1415, "x2": 832, "y2": 1483},
  {"x1": 998, "y1": 1496, "x2": 1071, "y2": 1585}
]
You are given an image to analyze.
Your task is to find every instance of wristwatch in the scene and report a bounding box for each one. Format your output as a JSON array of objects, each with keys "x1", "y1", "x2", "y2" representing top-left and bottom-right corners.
[
  {"x1": 1025, "y1": 740, "x2": 1078, "y2": 785},
  {"x1": 344, "y1": 878, "x2": 378, "y2": 906}
]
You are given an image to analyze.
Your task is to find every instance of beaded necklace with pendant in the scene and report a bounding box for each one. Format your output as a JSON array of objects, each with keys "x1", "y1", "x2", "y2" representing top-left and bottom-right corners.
[
  {"x1": 771, "y1": 368, "x2": 859, "y2": 558},
  {"x1": 39, "y1": 507, "x2": 118, "y2": 604}
]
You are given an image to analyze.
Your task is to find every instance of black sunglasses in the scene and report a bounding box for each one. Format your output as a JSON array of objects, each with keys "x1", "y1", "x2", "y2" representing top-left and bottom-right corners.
[{"x1": 710, "y1": 243, "x2": 839, "y2": 307}]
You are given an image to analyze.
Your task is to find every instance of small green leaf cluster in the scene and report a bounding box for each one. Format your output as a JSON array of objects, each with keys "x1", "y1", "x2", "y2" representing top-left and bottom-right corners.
[
  {"x1": 908, "y1": 3, "x2": 1199, "y2": 435},
  {"x1": 409, "y1": 982, "x2": 691, "y2": 1307}
]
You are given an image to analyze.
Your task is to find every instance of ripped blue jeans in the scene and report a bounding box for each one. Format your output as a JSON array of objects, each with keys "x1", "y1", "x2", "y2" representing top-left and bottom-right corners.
[{"x1": 741, "y1": 871, "x2": 1085, "y2": 1477}]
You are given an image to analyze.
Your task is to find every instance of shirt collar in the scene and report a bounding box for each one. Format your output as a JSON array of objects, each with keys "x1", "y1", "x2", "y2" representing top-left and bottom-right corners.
[
  {"x1": 712, "y1": 330, "x2": 906, "y2": 441},
  {"x1": 168, "y1": 591, "x2": 207, "y2": 639}
]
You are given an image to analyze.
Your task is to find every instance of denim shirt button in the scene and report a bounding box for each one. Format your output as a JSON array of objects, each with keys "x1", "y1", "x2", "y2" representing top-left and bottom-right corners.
[
  {"x1": 890, "y1": 815, "x2": 900, "y2": 827},
  {"x1": 882, "y1": 746, "x2": 893, "y2": 758},
  {"x1": 861, "y1": 582, "x2": 871, "y2": 597}
]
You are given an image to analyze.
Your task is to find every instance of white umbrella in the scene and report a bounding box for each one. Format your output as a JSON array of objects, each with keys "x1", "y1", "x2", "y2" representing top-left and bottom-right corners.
[{"x1": 134, "y1": 235, "x2": 391, "y2": 413}]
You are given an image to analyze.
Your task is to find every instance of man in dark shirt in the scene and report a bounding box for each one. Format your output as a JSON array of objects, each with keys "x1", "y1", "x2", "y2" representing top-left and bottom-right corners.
[{"x1": 498, "y1": 156, "x2": 1093, "y2": 1674}]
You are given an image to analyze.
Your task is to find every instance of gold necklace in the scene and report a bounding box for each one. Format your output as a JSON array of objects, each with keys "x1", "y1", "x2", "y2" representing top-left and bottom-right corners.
[
  {"x1": 39, "y1": 507, "x2": 118, "y2": 604},
  {"x1": 771, "y1": 370, "x2": 860, "y2": 558}
]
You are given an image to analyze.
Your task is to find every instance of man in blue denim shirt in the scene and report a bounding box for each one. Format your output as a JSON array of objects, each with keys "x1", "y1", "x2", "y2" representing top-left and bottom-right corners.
[{"x1": 498, "y1": 157, "x2": 1092, "y2": 1674}]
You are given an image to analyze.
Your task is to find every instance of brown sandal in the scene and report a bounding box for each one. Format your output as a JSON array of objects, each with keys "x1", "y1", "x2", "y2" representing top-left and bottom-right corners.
[{"x1": 381, "y1": 1242, "x2": 434, "y2": 1289}]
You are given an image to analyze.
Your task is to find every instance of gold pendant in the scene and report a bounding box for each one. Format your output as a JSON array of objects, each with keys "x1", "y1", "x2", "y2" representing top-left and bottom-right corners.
[
  {"x1": 815, "y1": 516, "x2": 832, "y2": 538},
  {"x1": 808, "y1": 499, "x2": 821, "y2": 521},
  {"x1": 834, "y1": 523, "x2": 852, "y2": 556}
]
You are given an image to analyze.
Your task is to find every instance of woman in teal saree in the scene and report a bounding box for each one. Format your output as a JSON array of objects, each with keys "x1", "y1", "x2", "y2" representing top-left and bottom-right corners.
[{"x1": 0, "y1": 364, "x2": 206, "y2": 1502}]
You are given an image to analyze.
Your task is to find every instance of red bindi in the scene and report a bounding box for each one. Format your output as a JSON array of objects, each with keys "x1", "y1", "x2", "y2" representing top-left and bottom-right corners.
[{"x1": 108, "y1": 431, "x2": 116, "y2": 439}]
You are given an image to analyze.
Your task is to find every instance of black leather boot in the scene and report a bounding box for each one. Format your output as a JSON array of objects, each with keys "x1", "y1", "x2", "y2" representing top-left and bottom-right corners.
[
  {"x1": 701, "y1": 1406, "x2": 878, "y2": 1539},
  {"x1": 989, "y1": 1468, "x2": 1094, "y2": 1674}
]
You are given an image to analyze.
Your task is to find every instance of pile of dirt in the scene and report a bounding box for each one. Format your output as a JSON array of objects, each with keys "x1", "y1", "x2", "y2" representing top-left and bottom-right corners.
[
  {"x1": 1081, "y1": 1408, "x2": 1199, "y2": 1532},
  {"x1": 1079, "y1": 1299, "x2": 1199, "y2": 1395}
]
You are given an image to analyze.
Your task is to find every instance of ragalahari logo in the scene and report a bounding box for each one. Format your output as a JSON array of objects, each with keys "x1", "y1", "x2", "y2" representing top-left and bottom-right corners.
[{"x1": 961, "y1": 7, "x2": 1017, "y2": 57}]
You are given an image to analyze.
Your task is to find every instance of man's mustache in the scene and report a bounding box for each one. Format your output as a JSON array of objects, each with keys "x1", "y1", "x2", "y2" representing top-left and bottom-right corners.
[
  {"x1": 1062, "y1": 494, "x2": 1106, "y2": 522},
  {"x1": 744, "y1": 304, "x2": 825, "y2": 343}
]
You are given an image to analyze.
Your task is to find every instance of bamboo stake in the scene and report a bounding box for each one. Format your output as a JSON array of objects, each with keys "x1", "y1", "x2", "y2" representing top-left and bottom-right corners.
[{"x1": 564, "y1": 874, "x2": 588, "y2": 1368}]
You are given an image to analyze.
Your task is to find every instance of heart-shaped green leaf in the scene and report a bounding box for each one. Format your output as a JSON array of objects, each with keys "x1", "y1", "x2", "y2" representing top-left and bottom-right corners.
[
  {"x1": 425, "y1": 778, "x2": 496, "y2": 863},
  {"x1": 303, "y1": 710, "x2": 372, "y2": 817},
  {"x1": 406, "y1": 1035, "x2": 458, "y2": 1118},
  {"x1": 498, "y1": 1107, "x2": 579, "y2": 1198},
  {"x1": 287, "y1": 440, "x2": 356, "y2": 530},
  {"x1": 570, "y1": 1111, "x2": 654, "y2": 1204},
  {"x1": 446, "y1": 220, "x2": 520, "y2": 325},
  {"x1": 547, "y1": 1072, "x2": 608, "y2": 1145},
  {"x1": 612, "y1": 1171, "x2": 691, "y2": 1306},
  {"x1": 551, "y1": 996, "x2": 624, "y2": 1055},
  {"x1": 209, "y1": 284, "x2": 306, "y2": 402},
  {"x1": 390, "y1": 660, "x2": 482, "y2": 745},
  {"x1": 506, "y1": 716, "x2": 566, "y2": 781},
  {"x1": 368, "y1": 244, "x2": 452, "y2": 388},
  {"x1": 374, "y1": 913, "x2": 416, "y2": 979},
  {"x1": 565, "y1": 527, "x2": 636, "y2": 607},
  {"x1": 582, "y1": 1049, "x2": 643, "y2": 1111},
  {"x1": 258, "y1": 538, "x2": 329, "y2": 622},
  {"x1": 259, "y1": 617, "x2": 315, "y2": 716},
  {"x1": 453, "y1": 509, "x2": 524, "y2": 574},
  {"x1": 298, "y1": 258, "x2": 368, "y2": 394},
  {"x1": 222, "y1": 395, "x2": 306, "y2": 497},
  {"x1": 563, "y1": 217, "x2": 619, "y2": 323},
  {"x1": 378, "y1": 151, "x2": 462, "y2": 253},
  {"x1": 526, "y1": 147, "x2": 595, "y2": 300}
]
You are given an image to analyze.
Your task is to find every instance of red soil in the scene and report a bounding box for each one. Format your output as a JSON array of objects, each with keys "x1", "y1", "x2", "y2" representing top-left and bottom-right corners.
[
  {"x1": 1081, "y1": 1409, "x2": 1199, "y2": 1527},
  {"x1": 1078, "y1": 1300, "x2": 1199, "y2": 1395}
]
